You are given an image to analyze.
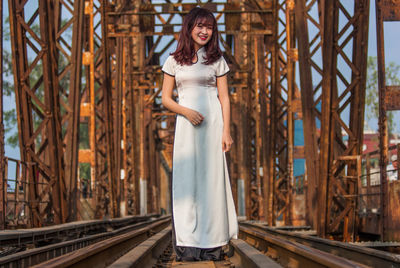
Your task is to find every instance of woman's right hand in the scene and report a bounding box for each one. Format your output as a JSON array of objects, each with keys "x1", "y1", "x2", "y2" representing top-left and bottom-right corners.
[{"x1": 183, "y1": 108, "x2": 204, "y2": 126}]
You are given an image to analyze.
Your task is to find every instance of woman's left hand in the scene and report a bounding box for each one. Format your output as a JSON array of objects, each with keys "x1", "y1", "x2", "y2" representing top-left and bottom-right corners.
[{"x1": 222, "y1": 131, "x2": 233, "y2": 152}]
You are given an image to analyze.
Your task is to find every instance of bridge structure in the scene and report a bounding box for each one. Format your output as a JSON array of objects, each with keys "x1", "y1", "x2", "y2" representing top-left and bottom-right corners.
[{"x1": 1, "y1": 0, "x2": 400, "y2": 262}]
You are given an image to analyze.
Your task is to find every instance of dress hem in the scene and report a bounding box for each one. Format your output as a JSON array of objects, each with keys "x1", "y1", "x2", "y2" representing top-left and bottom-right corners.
[{"x1": 175, "y1": 239, "x2": 232, "y2": 248}]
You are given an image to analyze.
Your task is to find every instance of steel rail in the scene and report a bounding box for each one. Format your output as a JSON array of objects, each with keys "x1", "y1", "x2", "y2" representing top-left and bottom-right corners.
[
  {"x1": 0, "y1": 216, "x2": 169, "y2": 267},
  {"x1": 240, "y1": 221, "x2": 400, "y2": 268},
  {"x1": 109, "y1": 227, "x2": 281, "y2": 268},
  {"x1": 0, "y1": 214, "x2": 159, "y2": 247},
  {"x1": 30, "y1": 218, "x2": 170, "y2": 268},
  {"x1": 108, "y1": 226, "x2": 172, "y2": 268},
  {"x1": 229, "y1": 239, "x2": 282, "y2": 268},
  {"x1": 239, "y1": 225, "x2": 367, "y2": 268}
]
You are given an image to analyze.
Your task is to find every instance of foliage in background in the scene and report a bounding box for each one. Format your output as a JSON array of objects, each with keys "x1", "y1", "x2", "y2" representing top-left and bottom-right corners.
[
  {"x1": 365, "y1": 56, "x2": 400, "y2": 134},
  {"x1": 3, "y1": 17, "x2": 19, "y2": 147},
  {"x1": 3, "y1": 17, "x2": 73, "y2": 148}
]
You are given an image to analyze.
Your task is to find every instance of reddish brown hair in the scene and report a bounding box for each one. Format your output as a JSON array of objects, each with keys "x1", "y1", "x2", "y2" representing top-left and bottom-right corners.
[{"x1": 171, "y1": 7, "x2": 222, "y2": 65}]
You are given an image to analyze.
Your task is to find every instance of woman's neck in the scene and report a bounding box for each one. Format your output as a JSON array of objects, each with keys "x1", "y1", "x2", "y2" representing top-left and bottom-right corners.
[{"x1": 194, "y1": 44, "x2": 203, "y2": 52}]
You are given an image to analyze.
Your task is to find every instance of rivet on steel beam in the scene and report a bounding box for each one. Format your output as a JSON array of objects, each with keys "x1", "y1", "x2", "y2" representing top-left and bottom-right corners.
[
  {"x1": 287, "y1": 0, "x2": 295, "y2": 10},
  {"x1": 84, "y1": 1, "x2": 92, "y2": 15},
  {"x1": 82, "y1": 51, "x2": 93, "y2": 65}
]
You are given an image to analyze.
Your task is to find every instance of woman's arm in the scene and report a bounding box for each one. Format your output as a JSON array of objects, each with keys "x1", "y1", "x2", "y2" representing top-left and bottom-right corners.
[
  {"x1": 217, "y1": 74, "x2": 233, "y2": 152},
  {"x1": 161, "y1": 74, "x2": 204, "y2": 126}
]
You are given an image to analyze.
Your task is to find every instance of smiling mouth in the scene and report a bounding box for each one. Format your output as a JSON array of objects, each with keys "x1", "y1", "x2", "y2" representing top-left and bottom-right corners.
[{"x1": 199, "y1": 35, "x2": 208, "y2": 40}]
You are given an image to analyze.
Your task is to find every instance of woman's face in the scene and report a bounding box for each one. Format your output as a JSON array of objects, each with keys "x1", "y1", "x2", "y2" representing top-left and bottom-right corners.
[{"x1": 191, "y1": 20, "x2": 213, "y2": 50}]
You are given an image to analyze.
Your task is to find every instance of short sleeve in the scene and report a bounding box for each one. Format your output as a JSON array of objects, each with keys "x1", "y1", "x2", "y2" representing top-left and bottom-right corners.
[
  {"x1": 215, "y1": 56, "x2": 230, "y2": 77},
  {"x1": 162, "y1": 56, "x2": 176, "y2": 77}
]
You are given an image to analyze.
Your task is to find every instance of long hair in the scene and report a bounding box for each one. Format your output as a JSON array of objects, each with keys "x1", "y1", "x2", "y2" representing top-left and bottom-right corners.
[{"x1": 171, "y1": 7, "x2": 222, "y2": 65}]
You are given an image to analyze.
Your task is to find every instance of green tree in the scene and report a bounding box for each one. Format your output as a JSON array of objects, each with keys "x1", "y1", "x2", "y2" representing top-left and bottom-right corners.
[
  {"x1": 365, "y1": 56, "x2": 400, "y2": 133},
  {"x1": 3, "y1": 17, "x2": 19, "y2": 147},
  {"x1": 3, "y1": 17, "x2": 73, "y2": 148}
]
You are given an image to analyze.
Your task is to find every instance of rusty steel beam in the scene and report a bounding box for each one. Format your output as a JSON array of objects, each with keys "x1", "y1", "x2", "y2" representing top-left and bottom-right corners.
[
  {"x1": 318, "y1": 0, "x2": 370, "y2": 241},
  {"x1": 285, "y1": 0, "x2": 296, "y2": 226},
  {"x1": 294, "y1": 0, "x2": 323, "y2": 229},
  {"x1": 99, "y1": 0, "x2": 118, "y2": 218},
  {"x1": 124, "y1": 3, "x2": 140, "y2": 215},
  {"x1": 8, "y1": 0, "x2": 67, "y2": 226},
  {"x1": 264, "y1": 0, "x2": 296, "y2": 226},
  {"x1": 78, "y1": 0, "x2": 118, "y2": 219},
  {"x1": 254, "y1": 35, "x2": 267, "y2": 220},
  {"x1": 55, "y1": 0, "x2": 85, "y2": 222},
  {"x1": 236, "y1": 0, "x2": 252, "y2": 221},
  {"x1": 112, "y1": 8, "x2": 123, "y2": 218},
  {"x1": 375, "y1": 0, "x2": 400, "y2": 241}
]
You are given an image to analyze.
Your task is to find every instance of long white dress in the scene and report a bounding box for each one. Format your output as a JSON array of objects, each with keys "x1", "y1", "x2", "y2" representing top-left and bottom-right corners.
[{"x1": 162, "y1": 47, "x2": 238, "y2": 248}]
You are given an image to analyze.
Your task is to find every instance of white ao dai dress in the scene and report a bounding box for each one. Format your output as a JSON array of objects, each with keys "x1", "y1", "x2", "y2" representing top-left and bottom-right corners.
[{"x1": 162, "y1": 47, "x2": 238, "y2": 248}]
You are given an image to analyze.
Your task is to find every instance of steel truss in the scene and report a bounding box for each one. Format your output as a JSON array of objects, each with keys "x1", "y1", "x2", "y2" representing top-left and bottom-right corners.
[
  {"x1": 294, "y1": 0, "x2": 323, "y2": 229},
  {"x1": 1, "y1": 0, "x2": 378, "y2": 241},
  {"x1": 8, "y1": 0, "x2": 67, "y2": 226},
  {"x1": 318, "y1": 0, "x2": 370, "y2": 241}
]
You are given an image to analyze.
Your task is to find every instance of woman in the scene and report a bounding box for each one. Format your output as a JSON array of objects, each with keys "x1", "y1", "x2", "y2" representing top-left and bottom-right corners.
[{"x1": 161, "y1": 7, "x2": 238, "y2": 262}]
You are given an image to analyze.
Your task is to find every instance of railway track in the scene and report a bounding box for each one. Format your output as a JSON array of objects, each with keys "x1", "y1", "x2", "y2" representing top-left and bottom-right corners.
[
  {"x1": 240, "y1": 221, "x2": 400, "y2": 268},
  {"x1": 29, "y1": 223, "x2": 278, "y2": 268},
  {"x1": 0, "y1": 214, "x2": 160, "y2": 248},
  {"x1": 3, "y1": 219, "x2": 400, "y2": 267},
  {"x1": 0, "y1": 216, "x2": 170, "y2": 268},
  {"x1": 239, "y1": 224, "x2": 367, "y2": 268}
]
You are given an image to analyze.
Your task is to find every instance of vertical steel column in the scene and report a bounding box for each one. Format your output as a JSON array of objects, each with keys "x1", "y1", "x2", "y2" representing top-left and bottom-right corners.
[
  {"x1": 375, "y1": 0, "x2": 400, "y2": 241},
  {"x1": 266, "y1": 0, "x2": 278, "y2": 225},
  {"x1": 266, "y1": 0, "x2": 295, "y2": 225},
  {"x1": 124, "y1": 3, "x2": 140, "y2": 215},
  {"x1": 235, "y1": 0, "x2": 252, "y2": 220},
  {"x1": 100, "y1": 0, "x2": 118, "y2": 218},
  {"x1": 78, "y1": 0, "x2": 97, "y2": 219},
  {"x1": 254, "y1": 35, "x2": 265, "y2": 220},
  {"x1": 56, "y1": 0, "x2": 85, "y2": 222},
  {"x1": 285, "y1": 0, "x2": 296, "y2": 225},
  {"x1": 294, "y1": 0, "x2": 323, "y2": 229},
  {"x1": 83, "y1": 0, "x2": 118, "y2": 218},
  {"x1": 112, "y1": 5, "x2": 123, "y2": 217},
  {"x1": 224, "y1": 0, "x2": 240, "y2": 215},
  {"x1": 257, "y1": 29, "x2": 271, "y2": 223}
]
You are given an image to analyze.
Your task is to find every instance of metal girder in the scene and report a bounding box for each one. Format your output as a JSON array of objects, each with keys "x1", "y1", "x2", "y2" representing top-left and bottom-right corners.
[
  {"x1": 318, "y1": 0, "x2": 369, "y2": 241},
  {"x1": 108, "y1": 0, "x2": 170, "y2": 216},
  {"x1": 96, "y1": 0, "x2": 118, "y2": 218},
  {"x1": 375, "y1": 0, "x2": 400, "y2": 241},
  {"x1": 123, "y1": 2, "x2": 140, "y2": 215},
  {"x1": 8, "y1": 0, "x2": 67, "y2": 226},
  {"x1": 264, "y1": 0, "x2": 296, "y2": 226},
  {"x1": 77, "y1": 0, "x2": 118, "y2": 219},
  {"x1": 55, "y1": 0, "x2": 85, "y2": 222},
  {"x1": 233, "y1": 0, "x2": 253, "y2": 221},
  {"x1": 294, "y1": 0, "x2": 324, "y2": 229}
]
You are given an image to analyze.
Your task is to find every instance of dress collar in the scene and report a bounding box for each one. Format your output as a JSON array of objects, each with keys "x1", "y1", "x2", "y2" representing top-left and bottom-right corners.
[{"x1": 196, "y1": 46, "x2": 205, "y2": 54}]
